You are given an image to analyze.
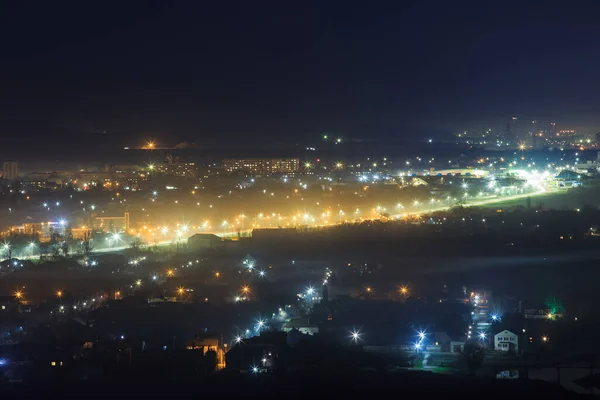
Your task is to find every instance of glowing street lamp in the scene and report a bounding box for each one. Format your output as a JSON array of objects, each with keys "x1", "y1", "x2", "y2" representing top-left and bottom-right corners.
[
  {"x1": 399, "y1": 285, "x2": 409, "y2": 296},
  {"x1": 56, "y1": 290, "x2": 63, "y2": 299},
  {"x1": 177, "y1": 287, "x2": 185, "y2": 296},
  {"x1": 135, "y1": 279, "x2": 142, "y2": 288},
  {"x1": 350, "y1": 329, "x2": 362, "y2": 343}
]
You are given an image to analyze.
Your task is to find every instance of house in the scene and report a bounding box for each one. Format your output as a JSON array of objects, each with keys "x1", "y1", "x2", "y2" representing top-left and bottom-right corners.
[
  {"x1": 186, "y1": 332, "x2": 225, "y2": 369},
  {"x1": 494, "y1": 330, "x2": 518, "y2": 353},
  {"x1": 282, "y1": 316, "x2": 319, "y2": 336},
  {"x1": 187, "y1": 233, "x2": 222, "y2": 249}
]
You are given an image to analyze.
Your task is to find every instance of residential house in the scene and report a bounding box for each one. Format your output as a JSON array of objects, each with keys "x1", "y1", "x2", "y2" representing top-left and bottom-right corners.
[{"x1": 494, "y1": 329, "x2": 518, "y2": 353}]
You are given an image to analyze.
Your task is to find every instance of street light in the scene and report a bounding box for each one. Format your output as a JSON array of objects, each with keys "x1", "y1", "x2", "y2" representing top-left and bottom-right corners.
[
  {"x1": 350, "y1": 329, "x2": 362, "y2": 343},
  {"x1": 399, "y1": 285, "x2": 409, "y2": 296}
]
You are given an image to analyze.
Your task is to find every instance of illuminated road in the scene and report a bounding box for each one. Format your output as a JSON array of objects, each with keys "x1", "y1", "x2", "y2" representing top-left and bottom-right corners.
[
  {"x1": 395, "y1": 187, "x2": 560, "y2": 217},
  {"x1": 17, "y1": 187, "x2": 560, "y2": 261}
]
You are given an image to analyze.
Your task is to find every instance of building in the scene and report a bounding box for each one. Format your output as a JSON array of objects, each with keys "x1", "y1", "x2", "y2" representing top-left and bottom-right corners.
[
  {"x1": 494, "y1": 329, "x2": 518, "y2": 353},
  {"x1": 222, "y1": 158, "x2": 300, "y2": 174},
  {"x1": 187, "y1": 233, "x2": 222, "y2": 249},
  {"x1": 3, "y1": 161, "x2": 18, "y2": 180},
  {"x1": 282, "y1": 317, "x2": 319, "y2": 335},
  {"x1": 156, "y1": 162, "x2": 198, "y2": 178},
  {"x1": 186, "y1": 333, "x2": 225, "y2": 369},
  {"x1": 94, "y1": 212, "x2": 130, "y2": 232}
]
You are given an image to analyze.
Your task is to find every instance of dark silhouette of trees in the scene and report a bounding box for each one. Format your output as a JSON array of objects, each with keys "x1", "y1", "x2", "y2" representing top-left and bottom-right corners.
[
  {"x1": 462, "y1": 341, "x2": 484, "y2": 376},
  {"x1": 60, "y1": 241, "x2": 70, "y2": 257},
  {"x1": 80, "y1": 231, "x2": 94, "y2": 256}
]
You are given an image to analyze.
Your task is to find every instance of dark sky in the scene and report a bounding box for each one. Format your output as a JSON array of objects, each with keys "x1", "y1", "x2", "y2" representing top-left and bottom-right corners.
[{"x1": 2, "y1": 0, "x2": 600, "y2": 149}]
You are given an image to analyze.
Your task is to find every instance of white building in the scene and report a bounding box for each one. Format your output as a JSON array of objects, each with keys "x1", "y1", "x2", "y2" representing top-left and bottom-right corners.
[{"x1": 494, "y1": 330, "x2": 518, "y2": 353}]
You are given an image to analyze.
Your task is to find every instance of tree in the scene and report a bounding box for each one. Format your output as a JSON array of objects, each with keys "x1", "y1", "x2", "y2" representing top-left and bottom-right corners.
[
  {"x1": 461, "y1": 341, "x2": 484, "y2": 376},
  {"x1": 51, "y1": 244, "x2": 61, "y2": 259},
  {"x1": 129, "y1": 236, "x2": 145, "y2": 251},
  {"x1": 60, "y1": 241, "x2": 70, "y2": 257},
  {"x1": 80, "y1": 231, "x2": 94, "y2": 256}
]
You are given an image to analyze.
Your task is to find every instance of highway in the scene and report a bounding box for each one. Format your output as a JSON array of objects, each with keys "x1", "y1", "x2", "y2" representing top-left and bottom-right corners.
[{"x1": 17, "y1": 187, "x2": 559, "y2": 261}]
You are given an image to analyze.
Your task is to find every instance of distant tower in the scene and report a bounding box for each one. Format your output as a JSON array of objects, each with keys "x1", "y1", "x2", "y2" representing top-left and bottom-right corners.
[
  {"x1": 3, "y1": 161, "x2": 18, "y2": 181},
  {"x1": 531, "y1": 120, "x2": 538, "y2": 148},
  {"x1": 551, "y1": 122, "x2": 557, "y2": 137}
]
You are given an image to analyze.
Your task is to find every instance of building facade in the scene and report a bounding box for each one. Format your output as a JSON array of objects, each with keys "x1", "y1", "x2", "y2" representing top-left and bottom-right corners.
[
  {"x1": 494, "y1": 329, "x2": 518, "y2": 353},
  {"x1": 3, "y1": 161, "x2": 18, "y2": 180},
  {"x1": 222, "y1": 158, "x2": 300, "y2": 174}
]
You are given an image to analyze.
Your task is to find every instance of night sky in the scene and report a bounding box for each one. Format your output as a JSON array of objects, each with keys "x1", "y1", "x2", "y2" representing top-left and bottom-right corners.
[{"x1": 2, "y1": 1, "x2": 600, "y2": 150}]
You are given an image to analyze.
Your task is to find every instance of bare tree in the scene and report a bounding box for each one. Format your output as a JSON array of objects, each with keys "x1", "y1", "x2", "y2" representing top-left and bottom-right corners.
[
  {"x1": 60, "y1": 241, "x2": 70, "y2": 258},
  {"x1": 129, "y1": 236, "x2": 145, "y2": 251},
  {"x1": 80, "y1": 231, "x2": 94, "y2": 256}
]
